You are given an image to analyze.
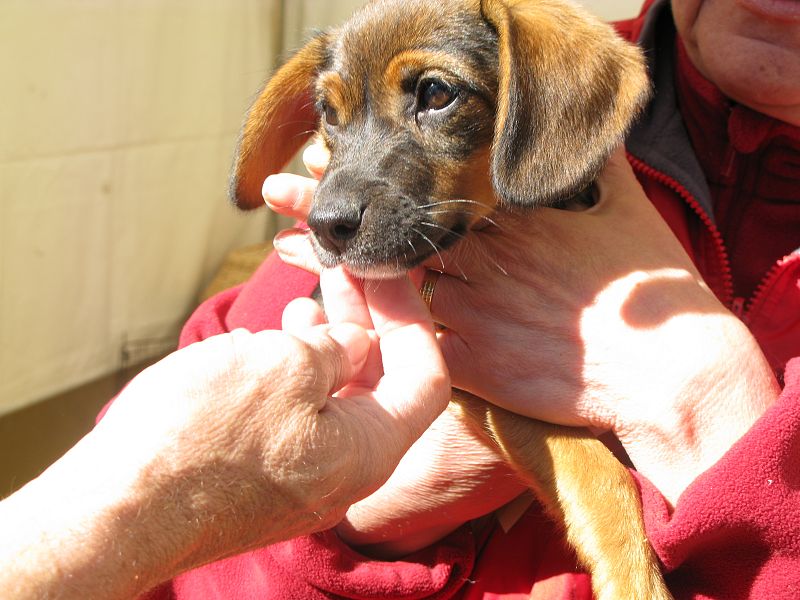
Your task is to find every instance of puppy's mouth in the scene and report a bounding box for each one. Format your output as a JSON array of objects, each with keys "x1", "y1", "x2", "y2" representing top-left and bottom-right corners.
[{"x1": 308, "y1": 205, "x2": 469, "y2": 279}]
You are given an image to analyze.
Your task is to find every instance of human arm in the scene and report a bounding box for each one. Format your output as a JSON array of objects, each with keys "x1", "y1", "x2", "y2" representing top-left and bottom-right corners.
[
  {"x1": 0, "y1": 273, "x2": 450, "y2": 600},
  {"x1": 637, "y1": 357, "x2": 800, "y2": 598},
  {"x1": 232, "y1": 143, "x2": 799, "y2": 598}
]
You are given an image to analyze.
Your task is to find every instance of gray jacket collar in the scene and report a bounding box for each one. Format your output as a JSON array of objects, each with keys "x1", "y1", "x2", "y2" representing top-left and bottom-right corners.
[{"x1": 626, "y1": 0, "x2": 715, "y2": 220}]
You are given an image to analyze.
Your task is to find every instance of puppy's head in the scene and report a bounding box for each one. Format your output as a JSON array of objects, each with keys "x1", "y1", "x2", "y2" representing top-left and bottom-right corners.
[{"x1": 230, "y1": 0, "x2": 650, "y2": 278}]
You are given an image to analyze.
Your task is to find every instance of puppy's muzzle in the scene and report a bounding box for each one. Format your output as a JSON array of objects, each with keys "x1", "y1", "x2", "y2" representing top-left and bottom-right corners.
[{"x1": 305, "y1": 166, "x2": 455, "y2": 276}]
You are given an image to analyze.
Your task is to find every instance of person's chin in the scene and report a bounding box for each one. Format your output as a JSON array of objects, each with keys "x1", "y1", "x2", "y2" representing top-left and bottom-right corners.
[{"x1": 700, "y1": 32, "x2": 800, "y2": 119}]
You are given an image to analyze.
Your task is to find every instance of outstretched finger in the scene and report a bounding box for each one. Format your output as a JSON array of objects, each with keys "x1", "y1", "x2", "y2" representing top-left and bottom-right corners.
[
  {"x1": 273, "y1": 228, "x2": 324, "y2": 275},
  {"x1": 263, "y1": 173, "x2": 317, "y2": 221},
  {"x1": 364, "y1": 276, "x2": 450, "y2": 431},
  {"x1": 320, "y1": 267, "x2": 373, "y2": 328}
]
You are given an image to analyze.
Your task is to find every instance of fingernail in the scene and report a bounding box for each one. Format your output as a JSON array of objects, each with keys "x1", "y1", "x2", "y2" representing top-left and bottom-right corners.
[
  {"x1": 272, "y1": 230, "x2": 300, "y2": 255},
  {"x1": 262, "y1": 175, "x2": 278, "y2": 204}
]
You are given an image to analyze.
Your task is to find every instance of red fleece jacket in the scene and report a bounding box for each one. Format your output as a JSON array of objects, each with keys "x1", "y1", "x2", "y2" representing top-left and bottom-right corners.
[{"x1": 141, "y1": 1, "x2": 800, "y2": 598}]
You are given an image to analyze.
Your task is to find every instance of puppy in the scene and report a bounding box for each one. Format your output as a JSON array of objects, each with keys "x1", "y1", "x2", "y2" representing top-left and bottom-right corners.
[{"x1": 229, "y1": 1, "x2": 671, "y2": 599}]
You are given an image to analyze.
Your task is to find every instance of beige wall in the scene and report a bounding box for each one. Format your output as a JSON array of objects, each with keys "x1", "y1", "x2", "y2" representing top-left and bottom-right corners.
[
  {"x1": 0, "y1": 1, "x2": 364, "y2": 415},
  {"x1": 580, "y1": 0, "x2": 642, "y2": 20},
  {"x1": 0, "y1": 0, "x2": 643, "y2": 416}
]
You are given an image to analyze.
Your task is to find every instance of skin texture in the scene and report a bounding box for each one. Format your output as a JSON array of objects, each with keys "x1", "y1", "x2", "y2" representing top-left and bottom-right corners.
[
  {"x1": 0, "y1": 273, "x2": 450, "y2": 600},
  {"x1": 672, "y1": 0, "x2": 800, "y2": 124},
  {"x1": 269, "y1": 143, "x2": 779, "y2": 555}
]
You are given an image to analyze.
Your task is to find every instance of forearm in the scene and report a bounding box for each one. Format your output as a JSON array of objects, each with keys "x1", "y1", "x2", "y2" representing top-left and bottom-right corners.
[
  {"x1": 634, "y1": 357, "x2": 800, "y2": 598},
  {"x1": 0, "y1": 311, "x2": 452, "y2": 597},
  {"x1": 0, "y1": 428, "x2": 264, "y2": 600},
  {"x1": 0, "y1": 434, "x2": 172, "y2": 600},
  {"x1": 0, "y1": 423, "x2": 331, "y2": 600}
]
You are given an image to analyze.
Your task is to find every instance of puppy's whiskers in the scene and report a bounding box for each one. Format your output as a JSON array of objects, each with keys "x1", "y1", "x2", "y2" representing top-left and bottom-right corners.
[
  {"x1": 475, "y1": 213, "x2": 504, "y2": 230},
  {"x1": 411, "y1": 227, "x2": 446, "y2": 271},
  {"x1": 419, "y1": 221, "x2": 467, "y2": 241},
  {"x1": 276, "y1": 119, "x2": 317, "y2": 130},
  {"x1": 418, "y1": 199, "x2": 506, "y2": 232},
  {"x1": 423, "y1": 211, "x2": 503, "y2": 231},
  {"x1": 362, "y1": 278, "x2": 383, "y2": 295},
  {"x1": 417, "y1": 198, "x2": 485, "y2": 210},
  {"x1": 291, "y1": 129, "x2": 319, "y2": 141}
]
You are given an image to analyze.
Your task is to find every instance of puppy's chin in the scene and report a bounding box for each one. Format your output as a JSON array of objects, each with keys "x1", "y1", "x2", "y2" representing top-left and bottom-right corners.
[
  {"x1": 342, "y1": 264, "x2": 409, "y2": 280},
  {"x1": 310, "y1": 248, "x2": 409, "y2": 280},
  {"x1": 309, "y1": 242, "x2": 406, "y2": 280}
]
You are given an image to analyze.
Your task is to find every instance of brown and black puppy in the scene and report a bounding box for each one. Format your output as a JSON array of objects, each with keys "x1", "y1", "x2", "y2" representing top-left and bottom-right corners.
[{"x1": 230, "y1": 1, "x2": 671, "y2": 599}]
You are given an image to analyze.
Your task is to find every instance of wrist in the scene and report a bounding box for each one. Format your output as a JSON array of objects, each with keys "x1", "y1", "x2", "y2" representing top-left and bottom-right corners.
[{"x1": 613, "y1": 313, "x2": 779, "y2": 506}]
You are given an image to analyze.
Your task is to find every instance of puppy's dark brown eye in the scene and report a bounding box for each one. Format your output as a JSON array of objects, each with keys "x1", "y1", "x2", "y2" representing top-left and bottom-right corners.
[
  {"x1": 322, "y1": 103, "x2": 339, "y2": 126},
  {"x1": 418, "y1": 79, "x2": 457, "y2": 112}
]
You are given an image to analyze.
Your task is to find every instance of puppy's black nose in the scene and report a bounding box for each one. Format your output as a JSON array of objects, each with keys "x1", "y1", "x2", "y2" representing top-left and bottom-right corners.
[{"x1": 307, "y1": 205, "x2": 363, "y2": 255}]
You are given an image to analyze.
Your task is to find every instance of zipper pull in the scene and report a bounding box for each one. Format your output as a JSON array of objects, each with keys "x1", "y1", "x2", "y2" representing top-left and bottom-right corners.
[
  {"x1": 731, "y1": 296, "x2": 746, "y2": 318},
  {"x1": 722, "y1": 146, "x2": 738, "y2": 184}
]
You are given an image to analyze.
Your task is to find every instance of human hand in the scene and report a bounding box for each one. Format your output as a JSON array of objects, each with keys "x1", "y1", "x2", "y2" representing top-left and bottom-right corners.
[
  {"x1": 0, "y1": 272, "x2": 449, "y2": 600},
  {"x1": 415, "y1": 148, "x2": 780, "y2": 504},
  {"x1": 285, "y1": 267, "x2": 526, "y2": 558},
  {"x1": 266, "y1": 144, "x2": 526, "y2": 557}
]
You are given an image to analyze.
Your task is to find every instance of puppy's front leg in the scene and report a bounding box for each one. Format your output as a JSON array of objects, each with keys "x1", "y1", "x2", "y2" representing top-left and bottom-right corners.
[{"x1": 453, "y1": 393, "x2": 673, "y2": 600}]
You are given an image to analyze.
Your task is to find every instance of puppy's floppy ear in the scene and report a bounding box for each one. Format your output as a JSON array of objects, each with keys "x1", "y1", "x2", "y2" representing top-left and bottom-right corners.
[
  {"x1": 481, "y1": 0, "x2": 650, "y2": 207},
  {"x1": 229, "y1": 33, "x2": 330, "y2": 209}
]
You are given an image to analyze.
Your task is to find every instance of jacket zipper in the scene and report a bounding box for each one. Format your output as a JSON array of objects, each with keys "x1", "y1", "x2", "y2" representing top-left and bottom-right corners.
[
  {"x1": 626, "y1": 153, "x2": 735, "y2": 307},
  {"x1": 745, "y1": 252, "x2": 800, "y2": 319}
]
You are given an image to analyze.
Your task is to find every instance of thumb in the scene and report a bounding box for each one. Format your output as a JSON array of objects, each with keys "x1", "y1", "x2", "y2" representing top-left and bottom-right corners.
[{"x1": 594, "y1": 146, "x2": 646, "y2": 210}]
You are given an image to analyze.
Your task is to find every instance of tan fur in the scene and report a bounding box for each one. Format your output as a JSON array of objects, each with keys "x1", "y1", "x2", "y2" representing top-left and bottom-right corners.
[
  {"x1": 316, "y1": 72, "x2": 359, "y2": 125},
  {"x1": 231, "y1": 34, "x2": 329, "y2": 209},
  {"x1": 481, "y1": 0, "x2": 651, "y2": 205},
  {"x1": 455, "y1": 393, "x2": 672, "y2": 600},
  {"x1": 229, "y1": 1, "x2": 671, "y2": 598}
]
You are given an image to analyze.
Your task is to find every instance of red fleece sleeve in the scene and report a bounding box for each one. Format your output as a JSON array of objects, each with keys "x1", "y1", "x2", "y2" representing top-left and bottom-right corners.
[
  {"x1": 178, "y1": 251, "x2": 320, "y2": 346},
  {"x1": 166, "y1": 528, "x2": 477, "y2": 600},
  {"x1": 636, "y1": 357, "x2": 800, "y2": 599}
]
